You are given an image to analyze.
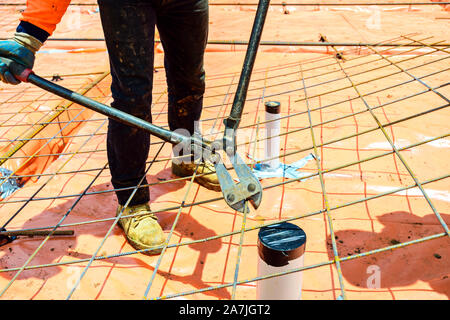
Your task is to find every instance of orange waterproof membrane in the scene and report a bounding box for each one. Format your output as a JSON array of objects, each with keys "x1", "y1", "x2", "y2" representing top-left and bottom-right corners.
[{"x1": 0, "y1": 1, "x2": 449, "y2": 300}]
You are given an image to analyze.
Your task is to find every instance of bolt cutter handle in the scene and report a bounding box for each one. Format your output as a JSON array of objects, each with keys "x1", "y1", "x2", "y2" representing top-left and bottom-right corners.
[{"x1": 223, "y1": 0, "x2": 271, "y2": 156}]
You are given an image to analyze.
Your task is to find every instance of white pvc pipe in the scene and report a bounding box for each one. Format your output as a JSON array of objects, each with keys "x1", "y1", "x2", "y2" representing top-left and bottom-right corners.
[
  {"x1": 264, "y1": 101, "x2": 281, "y2": 170},
  {"x1": 256, "y1": 222, "x2": 306, "y2": 300}
]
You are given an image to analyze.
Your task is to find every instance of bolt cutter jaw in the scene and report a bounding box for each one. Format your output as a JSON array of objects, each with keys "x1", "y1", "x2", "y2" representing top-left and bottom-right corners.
[
  {"x1": 225, "y1": 152, "x2": 263, "y2": 212},
  {"x1": 206, "y1": 143, "x2": 263, "y2": 213},
  {"x1": 214, "y1": 167, "x2": 262, "y2": 212}
]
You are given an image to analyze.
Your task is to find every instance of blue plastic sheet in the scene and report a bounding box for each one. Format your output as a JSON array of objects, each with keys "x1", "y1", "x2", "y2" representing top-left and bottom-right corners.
[
  {"x1": 251, "y1": 153, "x2": 317, "y2": 180},
  {"x1": 0, "y1": 168, "x2": 21, "y2": 199}
]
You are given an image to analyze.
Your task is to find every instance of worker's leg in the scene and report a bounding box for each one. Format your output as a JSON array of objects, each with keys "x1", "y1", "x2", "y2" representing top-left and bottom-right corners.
[
  {"x1": 156, "y1": 0, "x2": 209, "y2": 137},
  {"x1": 155, "y1": 0, "x2": 220, "y2": 191},
  {"x1": 98, "y1": 0, "x2": 156, "y2": 206}
]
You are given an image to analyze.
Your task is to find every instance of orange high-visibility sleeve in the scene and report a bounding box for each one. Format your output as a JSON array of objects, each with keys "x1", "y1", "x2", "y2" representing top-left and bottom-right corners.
[{"x1": 20, "y1": 0, "x2": 72, "y2": 35}]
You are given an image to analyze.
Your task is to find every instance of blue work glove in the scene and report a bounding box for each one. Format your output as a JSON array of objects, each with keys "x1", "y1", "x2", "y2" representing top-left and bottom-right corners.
[{"x1": 0, "y1": 32, "x2": 42, "y2": 85}]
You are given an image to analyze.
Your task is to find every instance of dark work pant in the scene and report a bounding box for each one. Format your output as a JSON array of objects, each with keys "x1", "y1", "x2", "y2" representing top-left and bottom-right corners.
[{"x1": 97, "y1": 0, "x2": 208, "y2": 206}]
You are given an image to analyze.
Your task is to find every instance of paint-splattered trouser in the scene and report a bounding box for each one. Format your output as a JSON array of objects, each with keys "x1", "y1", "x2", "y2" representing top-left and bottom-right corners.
[{"x1": 97, "y1": 0, "x2": 208, "y2": 206}]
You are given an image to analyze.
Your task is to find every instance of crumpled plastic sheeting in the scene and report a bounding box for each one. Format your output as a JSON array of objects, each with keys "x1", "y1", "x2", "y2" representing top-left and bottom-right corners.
[
  {"x1": 0, "y1": 168, "x2": 21, "y2": 199},
  {"x1": 251, "y1": 153, "x2": 317, "y2": 180}
]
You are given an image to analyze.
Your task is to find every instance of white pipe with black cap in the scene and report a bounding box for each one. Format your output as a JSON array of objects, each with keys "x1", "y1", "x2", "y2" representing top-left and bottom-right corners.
[
  {"x1": 264, "y1": 101, "x2": 281, "y2": 170},
  {"x1": 256, "y1": 222, "x2": 307, "y2": 300}
]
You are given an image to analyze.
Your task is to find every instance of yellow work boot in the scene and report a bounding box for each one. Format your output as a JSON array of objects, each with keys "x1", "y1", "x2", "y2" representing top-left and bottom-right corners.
[
  {"x1": 116, "y1": 203, "x2": 165, "y2": 254},
  {"x1": 172, "y1": 159, "x2": 221, "y2": 191}
]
